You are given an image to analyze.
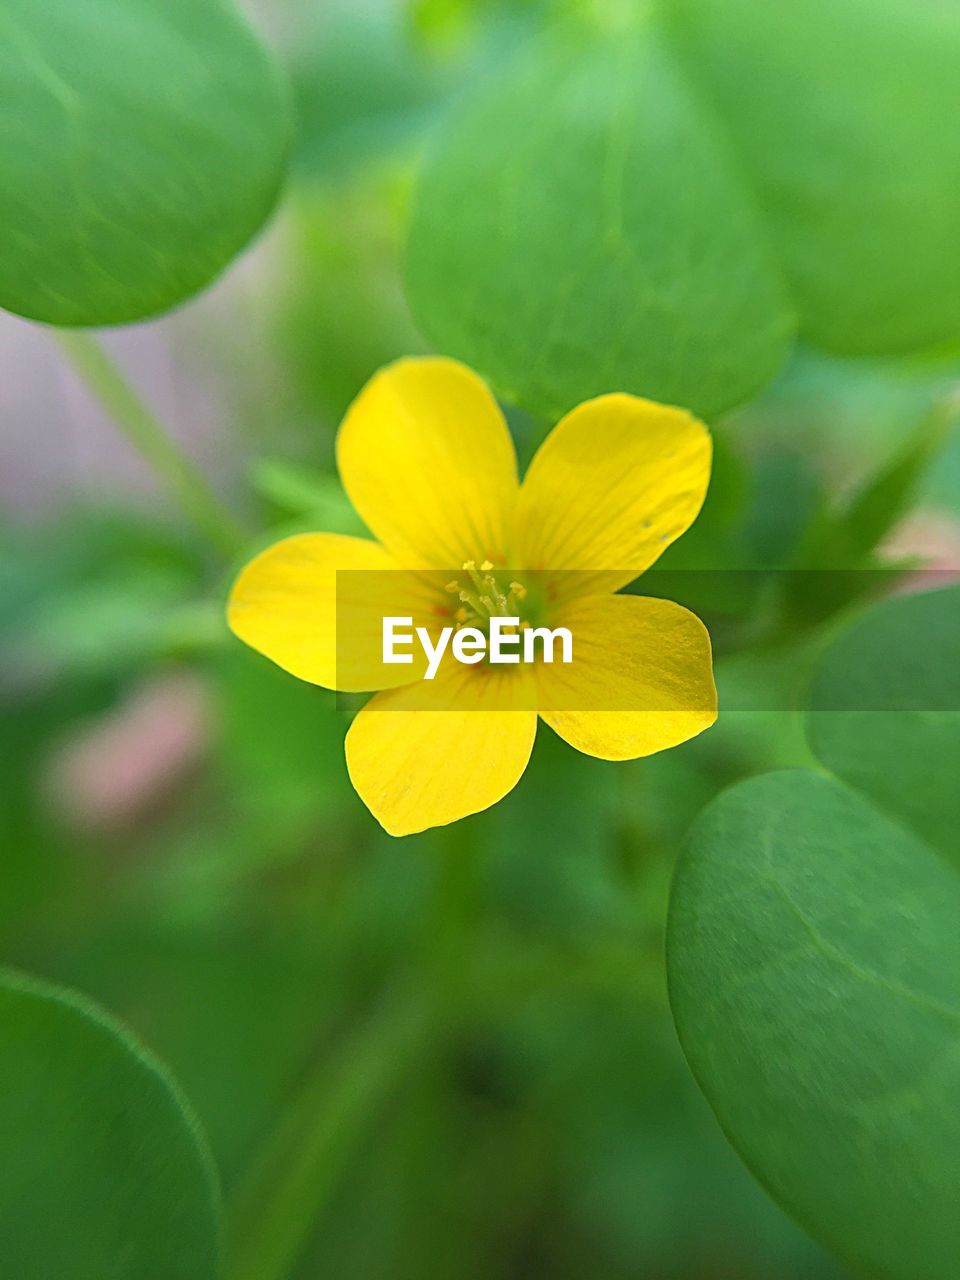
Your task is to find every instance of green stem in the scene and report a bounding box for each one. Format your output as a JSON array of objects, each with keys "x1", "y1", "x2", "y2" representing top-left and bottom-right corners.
[
  {"x1": 225, "y1": 825, "x2": 484, "y2": 1280},
  {"x1": 55, "y1": 330, "x2": 248, "y2": 556},
  {"x1": 225, "y1": 990, "x2": 431, "y2": 1280}
]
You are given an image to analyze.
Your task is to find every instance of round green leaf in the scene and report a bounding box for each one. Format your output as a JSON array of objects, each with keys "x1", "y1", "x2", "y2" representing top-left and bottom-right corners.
[
  {"x1": 668, "y1": 585, "x2": 960, "y2": 1276},
  {"x1": 406, "y1": 22, "x2": 794, "y2": 421},
  {"x1": 0, "y1": 968, "x2": 220, "y2": 1279},
  {"x1": 671, "y1": 0, "x2": 960, "y2": 354},
  {"x1": 808, "y1": 584, "x2": 960, "y2": 862},
  {"x1": 0, "y1": 0, "x2": 291, "y2": 326},
  {"x1": 407, "y1": 3, "x2": 960, "y2": 419},
  {"x1": 668, "y1": 769, "x2": 960, "y2": 1280}
]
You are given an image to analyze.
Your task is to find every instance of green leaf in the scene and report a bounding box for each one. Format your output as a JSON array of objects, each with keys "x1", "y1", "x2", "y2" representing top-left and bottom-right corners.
[
  {"x1": 406, "y1": 19, "x2": 794, "y2": 420},
  {"x1": 671, "y1": 0, "x2": 960, "y2": 355},
  {"x1": 808, "y1": 584, "x2": 960, "y2": 862},
  {"x1": 291, "y1": 5, "x2": 447, "y2": 179},
  {"x1": 0, "y1": 0, "x2": 291, "y2": 326},
  {"x1": 249, "y1": 458, "x2": 366, "y2": 532},
  {"x1": 0, "y1": 968, "x2": 220, "y2": 1279},
  {"x1": 667, "y1": 585, "x2": 960, "y2": 1277},
  {"x1": 799, "y1": 397, "x2": 958, "y2": 569},
  {"x1": 777, "y1": 400, "x2": 958, "y2": 626},
  {"x1": 668, "y1": 769, "x2": 960, "y2": 1280},
  {"x1": 407, "y1": 3, "x2": 960, "y2": 419}
]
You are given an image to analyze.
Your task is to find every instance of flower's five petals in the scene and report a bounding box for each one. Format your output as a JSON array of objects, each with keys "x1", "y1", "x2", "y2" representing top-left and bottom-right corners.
[
  {"x1": 337, "y1": 357, "x2": 520, "y2": 568},
  {"x1": 227, "y1": 533, "x2": 436, "y2": 691},
  {"x1": 346, "y1": 666, "x2": 538, "y2": 836},
  {"x1": 536, "y1": 594, "x2": 717, "y2": 760},
  {"x1": 512, "y1": 394, "x2": 711, "y2": 598}
]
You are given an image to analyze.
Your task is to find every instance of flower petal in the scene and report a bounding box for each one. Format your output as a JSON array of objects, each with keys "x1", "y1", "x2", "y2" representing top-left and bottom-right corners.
[
  {"x1": 345, "y1": 666, "x2": 538, "y2": 836},
  {"x1": 227, "y1": 533, "x2": 439, "y2": 691},
  {"x1": 512, "y1": 394, "x2": 711, "y2": 596},
  {"x1": 337, "y1": 357, "x2": 519, "y2": 568},
  {"x1": 536, "y1": 594, "x2": 717, "y2": 759}
]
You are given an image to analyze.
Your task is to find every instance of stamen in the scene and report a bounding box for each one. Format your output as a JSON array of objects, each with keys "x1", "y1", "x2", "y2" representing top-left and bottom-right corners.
[
  {"x1": 483, "y1": 575, "x2": 509, "y2": 612},
  {"x1": 444, "y1": 561, "x2": 533, "y2": 640}
]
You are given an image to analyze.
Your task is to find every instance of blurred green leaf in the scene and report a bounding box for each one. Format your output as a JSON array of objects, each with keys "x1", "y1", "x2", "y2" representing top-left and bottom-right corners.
[
  {"x1": 291, "y1": 3, "x2": 447, "y2": 179},
  {"x1": 806, "y1": 399, "x2": 957, "y2": 564},
  {"x1": 808, "y1": 584, "x2": 960, "y2": 862},
  {"x1": 0, "y1": 511, "x2": 215, "y2": 689},
  {"x1": 0, "y1": 0, "x2": 291, "y2": 325},
  {"x1": 671, "y1": 0, "x2": 960, "y2": 355},
  {"x1": 793, "y1": 396, "x2": 957, "y2": 567},
  {"x1": 483, "y1": 727, "x2": 626, "y2": 941},
  {"x1": 408, "y1": 1, "x2": 960, "y2": 419},
  {"x1": 214, "y1": 645, "x2": 351, "y2": 843},
  {"x1": 780, "y1": 399, "x2": 958, "y2": 624},
  {"x1": 273, "y1": 181, "x2": 426, "y2": 427},
  {"x1": 0, "y1": 968, "x2": 220, "y2": 1279},
  {"x1": 407, "y1": 19, "x2": 793, "y2": 420},
  {"x1": 249, "y1": 459, "x2": 366, "y2": 533},
  {"x1": 733, "y1": 348, "x2": 960, "y2": 506},
  {"x1": 668, "y1": 585, "x2": 960, "y2": 1278}
]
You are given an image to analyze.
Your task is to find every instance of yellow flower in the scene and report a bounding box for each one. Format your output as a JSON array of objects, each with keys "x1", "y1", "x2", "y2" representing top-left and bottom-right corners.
[{"x1": 228, "y1": 358, "x2": 717, "y2": 836}]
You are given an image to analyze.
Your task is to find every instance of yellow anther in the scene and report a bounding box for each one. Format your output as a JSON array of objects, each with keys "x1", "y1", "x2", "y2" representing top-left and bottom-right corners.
[
  {"x1": 509, "y1": 581, "x2": 527, "y2": 600},
  {"x1": 482, "y1": 575, "x2": 507, "y2": 609},
  {"x1": 480, "y1": 559, "x2": 494, "y2": 572},
  {"x1": 445, "y1": 580, "x2": 460, "y2": 593},
  {"x1": 462, "y1": 560, "x2": 476, "y2": 571},
  {"x1": 455, "y1": 606, "x2": 468, "y2": 623}
]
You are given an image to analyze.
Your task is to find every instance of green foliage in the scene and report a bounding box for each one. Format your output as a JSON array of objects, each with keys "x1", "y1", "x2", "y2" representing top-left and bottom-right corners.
[
  {"x1": 2, "y1": 1, "x2": 957, "y2": 1275},
  {"x1": 667, "y1": 585, "x2": 960, "y2": 1279},
  {"x1": 0, "y1": 969, "x2": 220, "y2": 1279},
  {"x1": 249, "y1": 459, "x2": 367, "y2": 532},
  {"x1": 780, "y1": 397, "x2": 958, "y2": 623},
  {"x1": 407, "y1": 20, "x2": 793, "y2": 420},
  {"x1": 670, "y1": 0, "x2": 960, "y2": 356},
  {"x1": 808, "y1": 585, "x2": 960, "y2": 860},
  {"x1": 291, "y1": 3, "x2": 448, "y2": 179},
  {"x1": 271, "y1": 181, "x2": 427, "y2": 429},
  {"x1": 0, "y1": 0, "x2": 290, "y2": 325},
  {"x1": 408, "y1": 1, "x2": 960, "y2": 419},
  {"x1": 797, "y1": 399, "x2": 958, "y2": 570}
]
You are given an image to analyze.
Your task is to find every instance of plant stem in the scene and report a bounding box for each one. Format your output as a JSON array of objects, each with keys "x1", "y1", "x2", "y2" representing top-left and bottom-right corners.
[
  {"x1": 225, "y1": 823, "x2": 485, "y2": 1280},
  {"x1": 225, "y1": 989, "x2": 431, "y2": 1280},
  {"x1": 55, "y1": 330, "x2": 248, "y2": 556}
]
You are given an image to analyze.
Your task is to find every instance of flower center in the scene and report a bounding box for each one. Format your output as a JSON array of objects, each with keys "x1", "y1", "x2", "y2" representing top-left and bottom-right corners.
[{"x1": 445, "y1": 559, "x2": 530, "y2": 632}]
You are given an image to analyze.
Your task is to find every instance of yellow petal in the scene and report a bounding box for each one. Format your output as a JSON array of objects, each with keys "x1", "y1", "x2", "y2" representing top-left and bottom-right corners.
[
  {"x1": 536, "y1": 594, "x2": 717, "y2": 760},
  {"x1": 345, "y1": 666, "x2": 538, "y2": 836},
  {"x1": 336, "y1": 357, "x2": 519, "y2": 568},
  {"x1": 512, "y1": 394, "x2": 711, "y2": 597},
  {"x1": 227, "y1": 533, "x2": 440, "y2": 691}
]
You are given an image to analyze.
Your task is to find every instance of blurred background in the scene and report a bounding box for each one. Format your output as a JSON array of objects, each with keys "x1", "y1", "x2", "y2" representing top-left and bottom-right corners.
[{"x1": 2, "y1": 1, "x2": 958, "y2": 1276}]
